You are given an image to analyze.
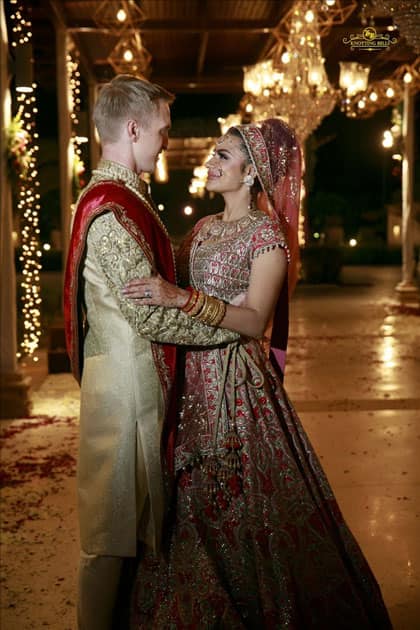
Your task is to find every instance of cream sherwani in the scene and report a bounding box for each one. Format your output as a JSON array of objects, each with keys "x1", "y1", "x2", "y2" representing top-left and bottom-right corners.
[
  {"x1": 71, "y1": 161, "x2": 238, "y2": 629},
  {"x1": 80, "y1": 211, "x2": 237, "y2": 556}
]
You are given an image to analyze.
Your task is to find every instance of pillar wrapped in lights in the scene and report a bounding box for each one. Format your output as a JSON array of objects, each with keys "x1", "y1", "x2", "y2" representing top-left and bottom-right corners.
[
  {"x1": 14, "y1": 96, "x2": 42, "y2": 360},
  {"x1": 395, "y1": 82, "x2": 419, "y2": 302},
  {"x1": 67, "y1": 51, "x2": 87, "y2": 201},
  {"x1": 9, "y1": 0, "x2": 42, "y2": 361},
  {"x1": 1, "y1": 0, "x2": 32, "y2": 416}
]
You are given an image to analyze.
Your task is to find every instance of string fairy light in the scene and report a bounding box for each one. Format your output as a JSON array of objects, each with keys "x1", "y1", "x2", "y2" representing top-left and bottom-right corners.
[
  {"x1": 9, "y1": 0, "x2": 32, "y2": 46},
  {"x1": 66, "y1": 50, "x2": 86, "y2": 200},
  {"x1": 9, "y1": 1, "x2": 42, "y2": 360}
]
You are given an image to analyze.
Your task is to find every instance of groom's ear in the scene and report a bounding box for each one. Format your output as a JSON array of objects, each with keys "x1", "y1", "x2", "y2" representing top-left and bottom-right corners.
[{"x1": 127, "y1": 119, "x2": 140, "y2": 142}]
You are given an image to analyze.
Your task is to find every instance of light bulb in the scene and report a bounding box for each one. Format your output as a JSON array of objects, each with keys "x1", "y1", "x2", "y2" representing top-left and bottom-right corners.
[
  {"x1": 123, "y1": 49, "x2": 133, "y2": 62},
  {"x1": 116, "y1": 9, "x2": 127, "y2": 22}
]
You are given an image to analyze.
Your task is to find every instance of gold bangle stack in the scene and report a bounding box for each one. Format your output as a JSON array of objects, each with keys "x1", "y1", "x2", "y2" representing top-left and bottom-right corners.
[
  {"x1": 198, "y1": 294, "x2": 227, "y2": 326},
  {"x1": 181, "y1": 288, "x2": 226, "y2": 327}
]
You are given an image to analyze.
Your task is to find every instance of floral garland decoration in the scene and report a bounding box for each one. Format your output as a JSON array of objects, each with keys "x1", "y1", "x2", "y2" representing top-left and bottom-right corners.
[{"x1": 5, "y1": 106, "x2": 33, "y2": 186}]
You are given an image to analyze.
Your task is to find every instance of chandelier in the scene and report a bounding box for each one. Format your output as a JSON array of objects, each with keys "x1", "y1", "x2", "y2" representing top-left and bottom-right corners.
[
  {"x1": 94, "y1": 0, "x2": 146, "y2": 32},
  {"x1": 371, "y1": 1, "x2": 420, "y2": 54},
  {"x1": 93, "y1": 1, "x2": 152, "y2": 77},
  {"x1": 217, "y1": 114, "x2": 242, "y2": 135},
  {"x1": 108, "y1": 31, "x2": 151, "y2": 76},
  {"x1": 339, "y1": 57, "x2": 420, "y2": 118},
  {"x1": 241, "y1": 1, "x2": 338, "y2": 142},
  {"x1": 338, "y1": 61, "x2": 370, "y2": 115}
]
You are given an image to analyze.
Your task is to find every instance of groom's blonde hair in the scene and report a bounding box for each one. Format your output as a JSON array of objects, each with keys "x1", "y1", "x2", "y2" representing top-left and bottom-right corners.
[{"x1": 93, "y1": 74, "x2": 174, "y2": 144}]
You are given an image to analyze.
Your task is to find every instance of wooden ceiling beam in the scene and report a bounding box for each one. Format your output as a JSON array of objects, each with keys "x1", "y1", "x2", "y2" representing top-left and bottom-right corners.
[
  {"x1": 145, "y1": 75, "x2": 245, "y2": 93},
  {"x1": 196, "y1": 32, "x2": 209, "y2": 77},
  {"x1": 46, "y1": 0, "x2": 96, "y2": 84},
  {"x1": 67, "y1": 19, "x2": 277, "y2": 34}
]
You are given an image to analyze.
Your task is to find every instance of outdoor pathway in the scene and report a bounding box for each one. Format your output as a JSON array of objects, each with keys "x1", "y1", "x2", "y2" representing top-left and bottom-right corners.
[{"x1": 1, "y1": 266, "x2": 419, "y2": 629}]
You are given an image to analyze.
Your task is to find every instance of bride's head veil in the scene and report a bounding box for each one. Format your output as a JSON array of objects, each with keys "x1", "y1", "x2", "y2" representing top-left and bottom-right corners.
[
  {"x1": 229, "y1": 118, "x2": 302, "y2": 377},
  {"x1": 230, "y1": 118, "x2": 301, "y2": 294}
]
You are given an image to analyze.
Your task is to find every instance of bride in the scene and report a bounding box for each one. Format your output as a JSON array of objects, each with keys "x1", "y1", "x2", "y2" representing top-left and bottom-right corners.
[{"x1": 123, "y1": 118, "x2": 392, "y2": 629}]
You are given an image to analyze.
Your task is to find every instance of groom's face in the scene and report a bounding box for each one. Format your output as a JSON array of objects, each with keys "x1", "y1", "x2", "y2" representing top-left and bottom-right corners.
[{"x1": 133, "y1": 100, "x2": 171, "y2": 174}]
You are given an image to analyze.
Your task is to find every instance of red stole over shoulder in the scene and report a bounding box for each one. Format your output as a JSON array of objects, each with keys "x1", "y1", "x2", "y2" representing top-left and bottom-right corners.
[{"x1": 63, "y1": 180, "x2": 177, "y2": 469}]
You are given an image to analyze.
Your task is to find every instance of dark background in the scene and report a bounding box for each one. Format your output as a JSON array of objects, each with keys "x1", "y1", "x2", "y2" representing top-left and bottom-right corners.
[{"x1": 7, "y1": 4, "x2": 420, "y2": 249}]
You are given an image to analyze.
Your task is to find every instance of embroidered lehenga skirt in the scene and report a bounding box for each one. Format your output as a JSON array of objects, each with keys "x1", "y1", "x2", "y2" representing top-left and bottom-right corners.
[{"x1": 131, "y1": 211, "x2": 392, "y2": 629}]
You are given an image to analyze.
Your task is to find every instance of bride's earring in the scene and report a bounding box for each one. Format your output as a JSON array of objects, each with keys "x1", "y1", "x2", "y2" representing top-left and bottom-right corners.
[{"x1": 242, "y1": 173, "x2": 254, "y2": 187}]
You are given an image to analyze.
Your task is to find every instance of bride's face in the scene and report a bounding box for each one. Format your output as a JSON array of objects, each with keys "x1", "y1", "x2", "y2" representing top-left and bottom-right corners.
[{"x1": 205, "y1": 134, "x2": 249, "y2": 193}]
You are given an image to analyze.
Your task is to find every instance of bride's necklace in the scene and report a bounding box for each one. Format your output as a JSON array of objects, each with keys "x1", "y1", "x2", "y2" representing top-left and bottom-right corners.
[{"x1": 206, "y1": 206, "x2": 259, "y2": 238}]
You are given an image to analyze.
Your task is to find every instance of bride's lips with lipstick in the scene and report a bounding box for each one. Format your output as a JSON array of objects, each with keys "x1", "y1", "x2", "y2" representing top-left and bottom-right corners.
[{"x1": 207, "y1": 168, "x2": 223, "y2": 180}]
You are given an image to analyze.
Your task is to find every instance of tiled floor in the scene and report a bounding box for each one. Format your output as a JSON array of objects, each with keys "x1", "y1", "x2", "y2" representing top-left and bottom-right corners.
[
  {"x1": 1, "y1": 266, "x2": 419, "y2": 629},
  {"x1": 286, "y1": 266, "x2": 420, "y2": 629}
]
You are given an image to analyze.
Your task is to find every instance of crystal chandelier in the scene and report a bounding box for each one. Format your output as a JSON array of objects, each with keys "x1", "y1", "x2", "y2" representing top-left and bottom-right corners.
[
  {"x1": 371, "y1": 1, "x2": 420, "y2": 53},
  {"x1": 241, "y1": 1, "x2": 337, "y2": 142},
  {"x1": 338, "y1": 57, "x2": 420, "y2": 118}
]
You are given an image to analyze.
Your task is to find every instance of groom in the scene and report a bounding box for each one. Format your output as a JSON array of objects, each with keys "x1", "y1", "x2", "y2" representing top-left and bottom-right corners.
[{"x1": 64, "y1": 74, "x2": 237, "y2": 629}]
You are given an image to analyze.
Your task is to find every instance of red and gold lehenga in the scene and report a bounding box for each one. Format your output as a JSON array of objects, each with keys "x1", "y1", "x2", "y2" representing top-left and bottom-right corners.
[
  {"x1": 130, "y1": 209, "x2": 392, "y2": 629},
  {"x1": 131, "y1": 119, "x2": 392, "y2": 629}
]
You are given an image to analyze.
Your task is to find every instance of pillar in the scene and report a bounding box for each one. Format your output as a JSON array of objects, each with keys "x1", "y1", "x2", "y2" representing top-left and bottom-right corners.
[
  {"x1": 88, "y1": 81, "x2": 100, "y2": 169},
  {"x1": 395, "y1": 84, "x2": 419, "y2": 302},
  {"x1": 0, "y1": 0, "x2": 31, "y2": 418},
  {"x1": 56, "y1": 27, "x2": 73, "y2": 264}
]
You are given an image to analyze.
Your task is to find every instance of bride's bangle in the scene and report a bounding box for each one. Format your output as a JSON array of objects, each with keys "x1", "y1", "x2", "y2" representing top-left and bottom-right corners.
[
  {"x1": 182, "y1": 289, "x2": 227, "y2": 327},
  {"x1": 185, "y1": 290, "x2": 205, "y2": 317},
  {"x1": 197, "y1": 295, "x2": 227, "y2": 326},
  {"x1": 181, "y1": 287, "x2": 197, "y2": 312}
]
